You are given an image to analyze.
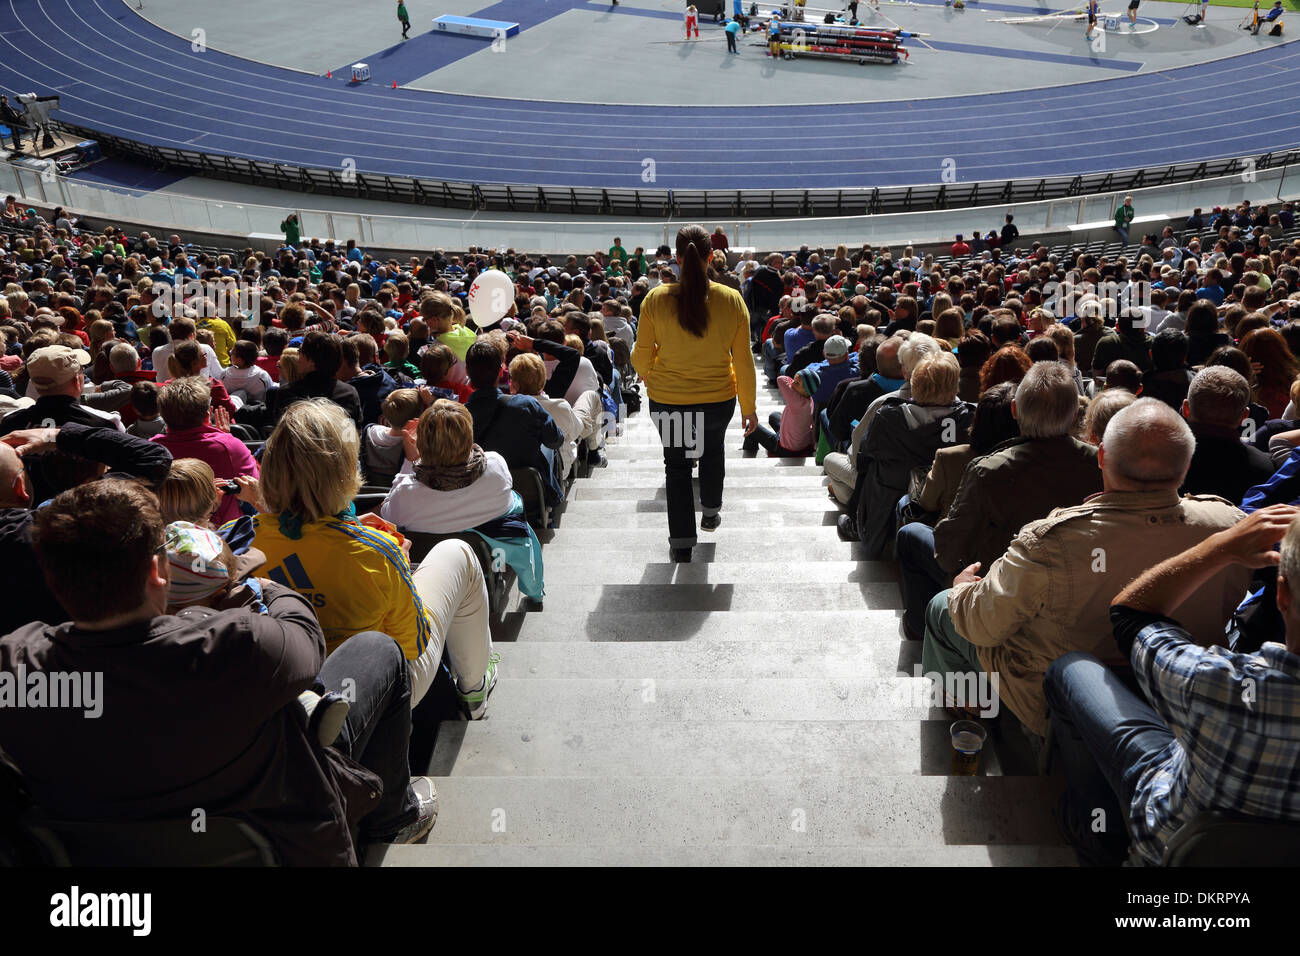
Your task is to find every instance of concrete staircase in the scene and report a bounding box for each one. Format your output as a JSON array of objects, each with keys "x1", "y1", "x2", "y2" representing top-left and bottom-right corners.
[{"x1": 377, "y1": 363, "x2": 1073, "y2": 866}]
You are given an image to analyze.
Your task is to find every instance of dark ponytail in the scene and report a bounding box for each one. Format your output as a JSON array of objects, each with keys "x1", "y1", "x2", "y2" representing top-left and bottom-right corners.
[{"x1": 674, "y1": 224, "x2": 712, "y2": 338}]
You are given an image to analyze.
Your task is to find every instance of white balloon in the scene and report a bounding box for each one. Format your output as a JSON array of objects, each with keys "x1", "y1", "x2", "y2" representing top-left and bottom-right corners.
[{"x1": 467, "y1": 270, "x2": 515, "y2": 328}]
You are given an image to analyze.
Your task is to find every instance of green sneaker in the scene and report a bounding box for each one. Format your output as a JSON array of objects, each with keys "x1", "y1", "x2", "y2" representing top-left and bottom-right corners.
[{"x1": 459, "y1": 653, "x2": 500, "y2": 720}]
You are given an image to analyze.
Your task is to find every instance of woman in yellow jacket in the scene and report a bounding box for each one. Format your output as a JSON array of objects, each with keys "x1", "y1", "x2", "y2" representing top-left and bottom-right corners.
[{"x1": 632, "y1": 225, "x2": 758, "y2": 562}]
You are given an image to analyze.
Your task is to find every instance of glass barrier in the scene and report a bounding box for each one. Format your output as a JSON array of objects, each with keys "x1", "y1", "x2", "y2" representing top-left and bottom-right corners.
[{"x1": 3, "y1": 158, "x2": 1293, "y2": 253}]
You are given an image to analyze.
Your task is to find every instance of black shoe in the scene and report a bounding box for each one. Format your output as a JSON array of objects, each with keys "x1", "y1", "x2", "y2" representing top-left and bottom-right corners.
[
  {"x1": 701, "y1": 513, "x2": 721, "y2": 532},
  {"x1": 742, "y1": 434, "x2": 758, "y2": 452},
  {"x1": 586, "y1": 447, "x2": 608, "y2": 468},
  {"x1": 671, "y1": 547, "x2": 692, "y2": 563},
  {"x1": 836, "y1": 514, "x2": 860, "y2": 542}
]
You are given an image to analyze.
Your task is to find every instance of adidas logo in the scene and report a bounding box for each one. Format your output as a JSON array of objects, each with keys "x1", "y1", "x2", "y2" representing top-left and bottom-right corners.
[{"x1": 267, "y1": 554, "x2": 327, "y2": 608}]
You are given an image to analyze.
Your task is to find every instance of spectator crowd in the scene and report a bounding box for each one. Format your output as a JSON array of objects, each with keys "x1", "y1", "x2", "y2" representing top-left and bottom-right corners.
[{"x1": 2, "y1": 195, "x2": 1300, "y2": 866}]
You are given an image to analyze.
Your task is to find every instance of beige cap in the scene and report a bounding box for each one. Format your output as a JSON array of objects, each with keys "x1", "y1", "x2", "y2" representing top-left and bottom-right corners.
[{"x1": 26, "y1": 345, "x2": 91, "y2": 388}]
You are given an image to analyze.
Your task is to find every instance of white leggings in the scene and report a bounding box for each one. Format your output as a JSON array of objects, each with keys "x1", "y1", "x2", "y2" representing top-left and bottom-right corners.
[
  {"x1": 406, "y1": 539, "x2": 493, "y2": 707},
  {"x1": 572, "y1": 389, "x2": 606, "y2": 451}
]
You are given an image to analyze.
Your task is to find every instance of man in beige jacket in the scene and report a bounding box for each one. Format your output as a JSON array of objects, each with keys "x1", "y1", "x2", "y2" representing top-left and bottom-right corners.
[{"x1": 921, "y1": 398, "x2": 1250, "y2": 739}]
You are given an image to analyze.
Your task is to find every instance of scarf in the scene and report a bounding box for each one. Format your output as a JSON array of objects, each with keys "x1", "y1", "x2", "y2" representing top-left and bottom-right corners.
[
  {"x1": 416, "y1": 445, "x2": 486, "y2": 492},
  {"x1": 277, "y1": 503, "x2": 357, "y2": 541}
]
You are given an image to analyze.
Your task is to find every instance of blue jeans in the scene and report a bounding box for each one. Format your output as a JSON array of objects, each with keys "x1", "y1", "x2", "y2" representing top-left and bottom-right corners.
[
  {"x1": 762, "y1": 339, "x2": 783, "y2": 384},
  {"x1": 896, "y1": 521, "x2": 948, "y2": 638},
  {"x1": 1043, "y1": 652, "x2": 1174, "y2": 866},
  {"x1": 318, "y1": 631, "x2": 419, "y2": 841},
  {"x1": 649, "y1": 397, "x2": 736, "y2": 548}
]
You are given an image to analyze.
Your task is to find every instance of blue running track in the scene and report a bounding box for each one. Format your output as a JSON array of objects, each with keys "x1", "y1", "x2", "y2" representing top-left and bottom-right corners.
[{"x1": 0, "y1": 0, "x2": 1298, "y2": 190}]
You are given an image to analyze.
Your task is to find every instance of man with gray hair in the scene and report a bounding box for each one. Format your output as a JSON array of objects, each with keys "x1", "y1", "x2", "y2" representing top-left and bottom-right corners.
[
  {"x1": 1047, "y1": 503, "x2": 1300, "y2": 865},
  {"x1": 922, "y1": 398, "x2": 1250, "y2": 744},
  {"x1": 821, "y1": 332, "x2": 914, "y2": 506},
  {"x1": 1179, "y1": 366, "x2": 1275, "y2": 504},
  {"x1": 894, "y1": 361, "x2": 1100, "y2": 640}
]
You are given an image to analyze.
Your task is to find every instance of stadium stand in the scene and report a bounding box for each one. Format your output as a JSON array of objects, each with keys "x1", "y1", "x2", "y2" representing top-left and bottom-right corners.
[{"x1": 3, "y1": 193, "x2": 1300, "y2": 869}]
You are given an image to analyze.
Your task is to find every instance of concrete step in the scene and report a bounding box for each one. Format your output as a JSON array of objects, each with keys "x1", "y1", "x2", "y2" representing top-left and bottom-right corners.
[
  {"x1": 569, "y1": 476, "x2": 832, "y2": 496},
  {"x1": 471, "y1": 677, "x2": 944, "y2": 722},
  {"x1": 554, "y1": 497, "x2": 837, "y2": 514},
  {"x1": 495, "y1": 637, "x2": 919, "y2": 679},
  {"x1": 375, "y1": 843, "x2": 1077, "y2": 867},
  {"x1": 498, "y1": 608, "x2": 904, "y2": 643},
  {"x1": 554, "y1": 510, "x2": 841, "y2": 530},
  {"x1": 536, "y1": 525, "x2": 852, "y2": 549},
  {"x1": 505, "y1": 581, "x2": 900, "y2": 615},
  {"x1": 535, "y1": 535, "x2": 872, "y2": 562},
  {"x1": 428, "y1": 717, "x2": 1017, "y2": 778},
  {"x1": 409, "y1": 775, "x2": 1066, "y2": 847},
  {"x1": 540, "y1": 559, "x2": 896, "y2": 586}
]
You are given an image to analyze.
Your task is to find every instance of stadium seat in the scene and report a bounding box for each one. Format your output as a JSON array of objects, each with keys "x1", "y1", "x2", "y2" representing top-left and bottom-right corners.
[
  {"x1": 404, "y1": 530, "x2": 514, "y2": 617},
  {"x1": 18, "y1": 811, "x2": 280, "y2": 866},
  {"x1": 351, "y1": 492, "x2": 387, "y2": 515},
  {"x1": 509, "y1": 466, "x2": 551, "y2": 529},
  {"x1": 1160, "y1": 810, "x2": 1300, "y2": 866}
]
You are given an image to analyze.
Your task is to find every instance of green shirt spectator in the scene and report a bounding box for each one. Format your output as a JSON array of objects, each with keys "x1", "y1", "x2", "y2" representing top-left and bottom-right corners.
[{"x1": 280, "y1": 214, "x2": 301, "y2": 248}]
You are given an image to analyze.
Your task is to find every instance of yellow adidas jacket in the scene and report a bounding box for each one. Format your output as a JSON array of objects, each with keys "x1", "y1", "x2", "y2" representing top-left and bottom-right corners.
[
  {"x1": 631, "y1": 282, "x2": 757, "y2": 416},
  {"x1": 249, "y1": 514, "x2": 432, "y2": 660}
]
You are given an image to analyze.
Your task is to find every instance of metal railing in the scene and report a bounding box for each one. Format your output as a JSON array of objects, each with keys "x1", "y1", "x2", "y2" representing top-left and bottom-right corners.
[{"x1": 4, "y1": 151, "x2": 1296, "y2": 255}]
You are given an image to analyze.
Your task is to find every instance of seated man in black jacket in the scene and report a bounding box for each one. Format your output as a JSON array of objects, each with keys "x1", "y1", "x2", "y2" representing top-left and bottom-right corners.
[
  {"x1": 0, "y1": 345, "x2": 126, "y2": 504},
  {"x1": 0, "y1": 479, "x2": 437, "y2": 865},
  {"x1": 464, "y1": 340, "x2": 565, "y2": 506},
  {"x1": 267, "y1": 330, "x2": 363, "y2": 432},
  {"x1": 1180, "y1": 366, "x2": 1275, "y2": 504}
]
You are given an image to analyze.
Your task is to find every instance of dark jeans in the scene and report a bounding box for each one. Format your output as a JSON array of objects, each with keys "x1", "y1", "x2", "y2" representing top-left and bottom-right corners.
[
  {"x1": 896, "y1": 521, "x2": 949, "y2": 638},
  {"x1": 649, "y1": 397, "x2": 735, "y2": 548},
  {"x1": 318, "y1": 631, "x2": 419, "y2": 840},
  {"x1": 1043, "y1": 652, "x2": 1174, "y2": 866},
  {"x1": 726, "y1": 31, "x2": 738, "y2": 51},
  {"x1": 747, "y1": 409, "x2": 809, "y2": 456}
]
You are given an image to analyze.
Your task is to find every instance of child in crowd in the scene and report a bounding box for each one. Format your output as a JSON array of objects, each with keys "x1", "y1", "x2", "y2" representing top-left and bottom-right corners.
[
  {"x1": 364, "y1": 388, "x2": 423, "y2": 486},
  {"x1": 127, "y1": 380, "x2": 166, "y2": 438},
  {"x1": 743, "y1": 367, "x2": 820, "y2": 456},
  {"x1": 220, "y1": 339, "x2": 274, "y2": 404},
  {"x1": 167, "y1": 340, "x2": 239, "y2": 415},
  {"x1": 384, "y1": 331, "x2": 421, "y2": 380},
  {"x1": 418, "y1": 342, "x2": 472, "y2": 402},
  {"x1": 257, "y1": 327, "x2": 288, "y2": 383},
  {"x1": 420, "y1": 291, "x2": 477, "y2": 361}
]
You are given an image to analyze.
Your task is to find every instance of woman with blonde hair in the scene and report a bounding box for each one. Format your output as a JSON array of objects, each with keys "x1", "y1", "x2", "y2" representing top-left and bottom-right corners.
[
  {"x1": 829, "y1": 243, "x2": 851, "y2": 276},
  {"x1": 277, "y1": 346, "x2": 303, "y2": 384},
  {"x1": 250, "y1": 398, "x2": 498, "y2": 714},
  {"x1": 632, "y1": 224, "x2": 758, "y2": 562},
  {"x1": 380, "y1": 397, "x2": 544, "y2": 600}
]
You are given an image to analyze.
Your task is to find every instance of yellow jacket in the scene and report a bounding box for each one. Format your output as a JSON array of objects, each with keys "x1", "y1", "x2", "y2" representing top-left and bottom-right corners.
[
  {"x1": 631, "y1": 282, "x2": 756, "y2": 415},
  {"x1": 199, "y1": 317, "x2": 238, "y2": 367},
  {"x1": 249, "y1": 514, "x2": 432, "y2": 661}
]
